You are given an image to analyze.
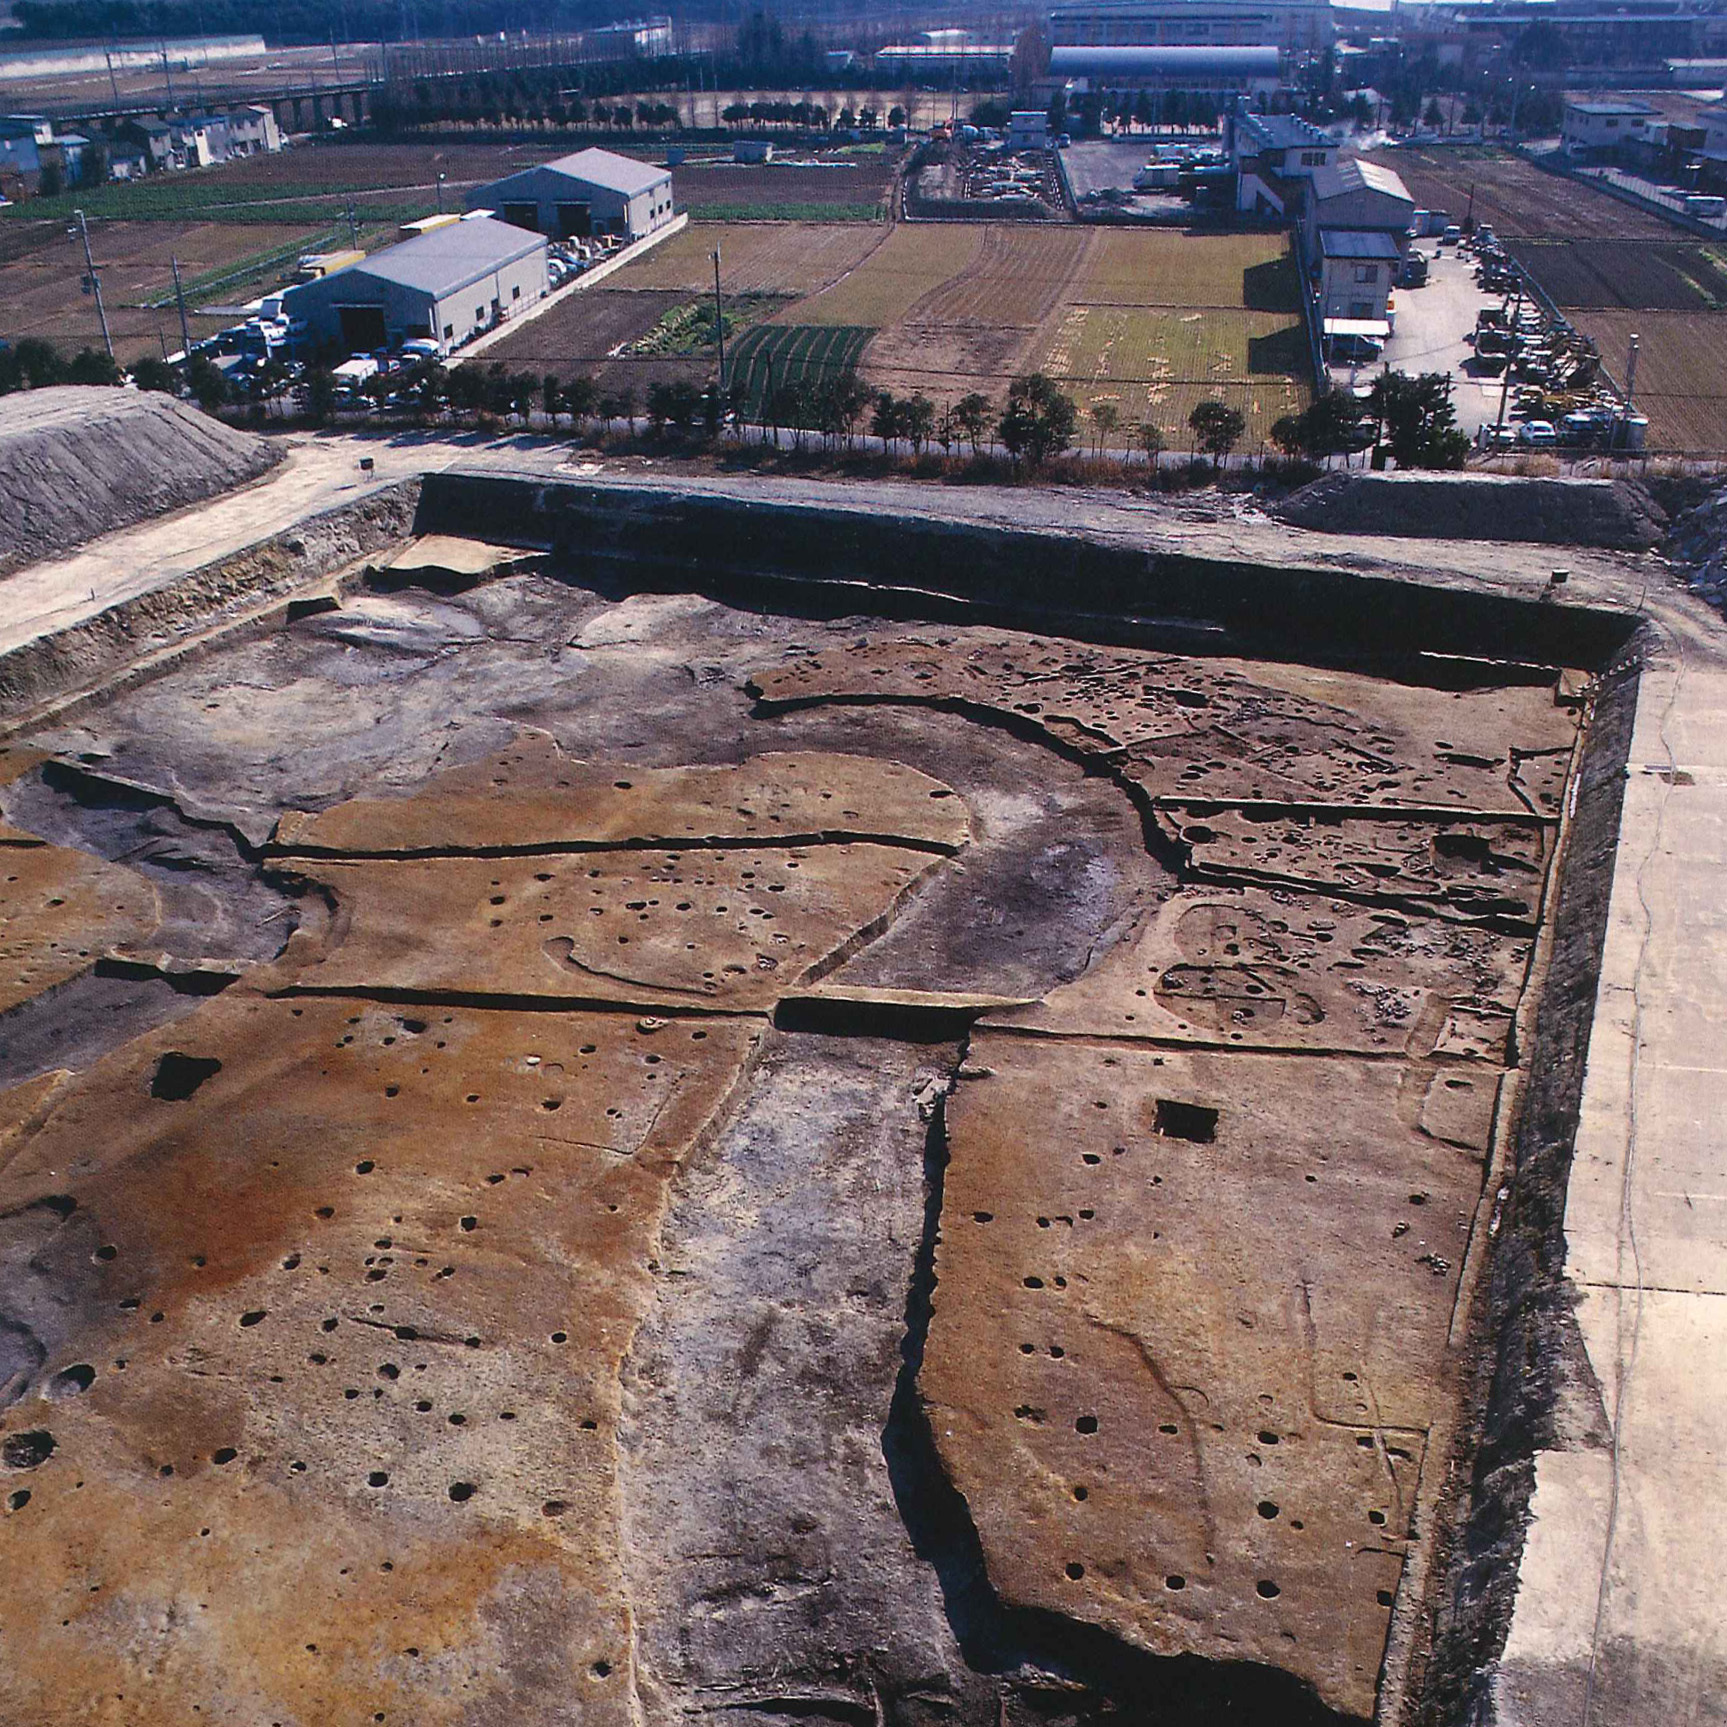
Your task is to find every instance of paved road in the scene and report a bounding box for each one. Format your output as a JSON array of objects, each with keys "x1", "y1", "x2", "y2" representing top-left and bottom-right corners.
[{"x1": 1495, "y1": 601, "x2": 1727, "y2": 1724}]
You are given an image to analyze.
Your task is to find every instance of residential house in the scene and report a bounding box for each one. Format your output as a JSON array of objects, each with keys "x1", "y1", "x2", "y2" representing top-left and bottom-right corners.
[{"x1": 225, "y1": 105, "x2": 282, "y2": 156}]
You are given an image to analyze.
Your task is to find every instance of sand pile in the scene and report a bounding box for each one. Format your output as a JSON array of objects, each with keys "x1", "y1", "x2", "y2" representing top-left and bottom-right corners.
[
  {"x1": 1275, "y1": 470, "x2": 1667, "y2": 550},
  {"x1": 0, "y1": 386, "x2": 279, "y2": 578}
]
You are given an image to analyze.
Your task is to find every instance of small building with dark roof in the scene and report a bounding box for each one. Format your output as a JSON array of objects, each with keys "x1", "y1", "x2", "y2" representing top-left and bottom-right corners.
[
  {"x1": 281, "y1": 216, "x2": 549, "y2": 357},
  {"x1": 1316, "y1": 228, "x2": 1400, "y2": 324},
  {"x1": 468, "y1": 147, "x2": 675, "y2": 241}
]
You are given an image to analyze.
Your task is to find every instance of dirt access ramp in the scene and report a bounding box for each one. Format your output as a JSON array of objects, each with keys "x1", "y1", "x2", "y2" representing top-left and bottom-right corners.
[
  {"x1": 1275, "y1": 471, "x2": 1667, "y2": 551},
  {"x1": 0, "y1": 387, "x2": 279, "y2": 580}
]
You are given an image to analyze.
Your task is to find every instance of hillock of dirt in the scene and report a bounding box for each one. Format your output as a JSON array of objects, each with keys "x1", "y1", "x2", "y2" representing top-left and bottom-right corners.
[
  {"x1": 1662, "y1": 484, "x2": 1727, "y2": 609},
  {"x1": 0, "y1": 386, "x2": 280, "y2": 578},
  {"x1": 1274, "y1": 470, "x2": 1667, "y2": 550}
]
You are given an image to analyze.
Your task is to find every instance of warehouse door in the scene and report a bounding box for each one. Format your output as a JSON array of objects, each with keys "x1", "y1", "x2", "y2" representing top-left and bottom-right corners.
[
  {"x1": 501, "y1": 201, "x2": 539, "y2": 231},
  {"x1": 336, "y1": 304, "x2": 387, "y2": 354},
  {"x1": 555, "y1": 201, "x2": 591, "y2": 238}
]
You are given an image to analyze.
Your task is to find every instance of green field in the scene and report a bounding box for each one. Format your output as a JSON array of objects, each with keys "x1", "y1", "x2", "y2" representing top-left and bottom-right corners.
[
  {"x1": 4, "y1": 180, "x2": 438, "y2": 226},
  {"x1": 623, "y1": 292, "x2": 783, "y2": 358},
  {"x1": 727, "y1": 324, "x2": 874, "y2": 416},
  {"x1": 689, "y1": 202, "x2": 884, "y2": 224}
]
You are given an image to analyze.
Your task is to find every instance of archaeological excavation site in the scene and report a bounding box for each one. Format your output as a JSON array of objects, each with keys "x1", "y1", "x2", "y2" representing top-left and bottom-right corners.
[{"x1": 0, "y1": 409, "x2": 1679, "y2": 1727}]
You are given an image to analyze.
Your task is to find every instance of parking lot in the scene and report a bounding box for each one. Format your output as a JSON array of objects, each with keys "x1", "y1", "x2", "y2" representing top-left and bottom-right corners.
[{"x1": 1327, "y1": 247, "x2": 1507, "y2": 435}]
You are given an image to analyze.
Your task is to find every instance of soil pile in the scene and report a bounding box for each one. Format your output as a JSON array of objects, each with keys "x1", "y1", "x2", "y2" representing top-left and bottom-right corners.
[
  {"x1": 1663, "y1": 485, "x2": 1727, "y2": 608},
  {"x1": 1274, "y1": 470, "x2": 1667, "y2": 550},
  {"x1": 0, "y1": 386, "x2": 279, "y2": 578}
]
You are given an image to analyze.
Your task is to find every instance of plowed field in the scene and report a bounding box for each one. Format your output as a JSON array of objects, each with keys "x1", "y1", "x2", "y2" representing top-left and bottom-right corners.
[
  {"x1": 606, "y1": 221, "x2": 883, "y2": 296},
  {"x1": 1507, "y1": 239, "x2": 1727, "y2": 310},
  {"x1": 1366, "y1": 148, "x2": 1672, "y2": 239},
  {"x1": 1569, "y1": 309, "x2": 1727, "y2": 449}
]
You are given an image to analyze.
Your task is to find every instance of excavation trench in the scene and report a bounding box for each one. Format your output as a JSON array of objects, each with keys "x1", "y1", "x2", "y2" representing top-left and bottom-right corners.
[{"x1": 0, "y1": 486, "x2": 1646, "y2": 1727}]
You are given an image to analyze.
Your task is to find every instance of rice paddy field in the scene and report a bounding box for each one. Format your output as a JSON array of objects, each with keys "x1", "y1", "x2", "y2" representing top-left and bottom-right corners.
[{"x1": 486, "y1": 218, "x2": 1311, "y2": 445}]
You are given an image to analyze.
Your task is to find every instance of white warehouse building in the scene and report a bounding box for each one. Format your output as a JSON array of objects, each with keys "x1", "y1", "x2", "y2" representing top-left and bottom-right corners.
[
  {"x1": 281, "y1": 216, "x2": 549, "y2": 357},
  {"x1": 468, "y1": 146, "x2": 675, "y2": 241}
]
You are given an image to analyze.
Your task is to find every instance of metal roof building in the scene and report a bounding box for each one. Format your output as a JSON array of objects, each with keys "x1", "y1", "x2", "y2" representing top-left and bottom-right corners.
[
  {"x1": 1309, "y1": 157, "x2": 1414, "y2": 213},
  {"x1": 281, "y1": 216, "x2": 549, "y2": 358},
  {"x1": 1317, "y1": 228, "x2": 1401, "y2": 260},
  {"x1": 469, "y1": 146, "x2": 676, "y2": 242},
  {"x1": 1049, "y1": 0, "x2": 1333, "y2": 49},
  {"x1": 1043, "y1": 42, "x2": 1277, "y2": 86}
]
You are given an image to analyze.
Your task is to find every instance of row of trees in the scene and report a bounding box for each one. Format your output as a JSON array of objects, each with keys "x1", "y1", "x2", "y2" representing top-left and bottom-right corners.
[
  {"x1": 0, "y1": 338, "x2": 121, "y2": 395},
  {"x1": 716, "y1": 100, "x2": 907, "y2": 132},
  {"x1": 284, "y1": 356, "x2": 1267, "y2": 472},
  {"x1": 5, "y1": 334, "x2": 1464, "y2": 478}
]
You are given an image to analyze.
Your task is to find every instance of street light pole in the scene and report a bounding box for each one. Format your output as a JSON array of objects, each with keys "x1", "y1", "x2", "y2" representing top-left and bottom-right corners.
[{"x1": 70, "y1": 209, "x2": 114, "y2": 360}]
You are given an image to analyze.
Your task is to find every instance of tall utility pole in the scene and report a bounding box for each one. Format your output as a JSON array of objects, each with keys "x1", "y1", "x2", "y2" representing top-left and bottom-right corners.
[
  {"x1": 436, "y1": 170, "x2": 446, "y2": 213},
  {"x1": 70, "y1": 210, "x2": 113, "y2": 359},
  {"x1": 712, "y1": 246, "x2": 726, "y2": 390},
  {"x1": 105, "y1": 46, "x2": 120, "y2": 104},
  {"x1": 160, "y1": 39, "x2": 173, "y2": 105},
  {"x1": 346, "y1": 201, "x2": 360, "y2": 250},
  {"x1": 171, "y1": 255, "x2": 192, "y2": 359}
]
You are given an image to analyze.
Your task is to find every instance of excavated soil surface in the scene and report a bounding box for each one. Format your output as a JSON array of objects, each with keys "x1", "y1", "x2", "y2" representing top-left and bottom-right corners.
[
  {"x1": 0, "y1": 387, "x2": 279, "y2": 579},
  {"x1": 0, "y1": 556, "x2": 1605, "y2": 1727}
]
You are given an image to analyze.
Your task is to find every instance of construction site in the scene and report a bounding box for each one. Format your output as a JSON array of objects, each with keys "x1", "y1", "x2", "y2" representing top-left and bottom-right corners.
[{"x1": 0, "y1": 389, "x2": 1721, "y2": 1727}]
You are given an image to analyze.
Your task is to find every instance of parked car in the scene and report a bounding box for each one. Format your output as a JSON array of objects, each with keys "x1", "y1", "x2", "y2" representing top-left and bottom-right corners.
[
  {"x1": 1517, "y1": 420, "x2": 1557, "y2": 447},
  {"x1": 1329, "y1": 332, "x2": 1383, "y2": 365},
  {"x1": 1478, "y1": 424, "x2": 1519, "y2": 450},
  {"x1": 1438, "y1": 224, "x2": 1463, "y2": 246}
]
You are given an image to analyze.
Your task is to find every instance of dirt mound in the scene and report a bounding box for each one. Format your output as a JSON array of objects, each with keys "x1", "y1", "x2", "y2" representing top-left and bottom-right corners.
[
  {"x1": 1662, "y1": 485, "x2": 1727, "y2": 608},
  {"x1": 1274, "y1": 470, "x2": 1667, "y2": 550},
  {"x1": 0, "y1": 386, "x2": 279, "y2": 578}
]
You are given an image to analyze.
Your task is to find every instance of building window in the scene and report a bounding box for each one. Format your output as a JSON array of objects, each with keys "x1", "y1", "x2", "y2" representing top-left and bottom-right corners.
[
  {"x1": 1301, "y1": 150, "x2": 1327, "y2": 165},
  {"x1": 1350, "y1": 300, "x2": 1373, "y2": 319},
  {"x1": 1354, "y1": 264, "x2": 1379, "y2": 283},
  {"x1": 512, "y1": 284, "x2": 521, "y2": 300},
  {"x1": 443, "y1": 324, "x2": 453, "y2": 340},
  {"x1": 476, "y1": 306, "x2": 485, "y2": 322}
]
